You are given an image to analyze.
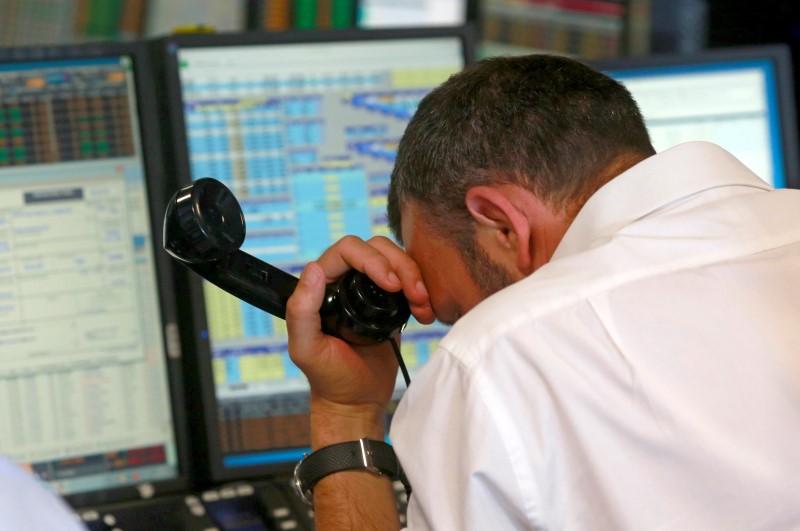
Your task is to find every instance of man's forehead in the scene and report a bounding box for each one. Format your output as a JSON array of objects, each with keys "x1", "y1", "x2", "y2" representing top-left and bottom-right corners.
[{"x1": 398, "y1": 201, "x2": 427, "y2": 249}]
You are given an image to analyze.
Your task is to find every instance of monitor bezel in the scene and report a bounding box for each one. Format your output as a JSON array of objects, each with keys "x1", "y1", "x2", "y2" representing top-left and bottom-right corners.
[
  {"x1": 0, "y1": 41, "x2": 193, "y2": 508},
  {"x1": 590, "y1": 44, "x2": 800, "y2": 190},
  {"x1": 156, "y1": 25, "x2": 476, "y2": 483}
]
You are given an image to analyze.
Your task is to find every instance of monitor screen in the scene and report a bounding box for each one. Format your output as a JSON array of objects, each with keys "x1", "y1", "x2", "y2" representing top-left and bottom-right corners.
[
  {"x1": 592, "y1": 45, "x2": 799, "y2": 189},
  {"x1": 0, "y1": 44, "x2": 186, "y2": 504},
  {"x1": 161, "y1": 27, "x2": 473, "y2": 480}
]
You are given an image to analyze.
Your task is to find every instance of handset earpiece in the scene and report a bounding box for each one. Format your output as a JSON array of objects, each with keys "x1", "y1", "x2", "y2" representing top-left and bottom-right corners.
[
  {"x1": 164, "y1": 176, "x2": 245, "y2": 263},
  {"x1": 163, "y1": 177, "x2": 410, "y2": 345},
  {"x1": 322, "y1": 268, "x2": 411, "y2": 344}
]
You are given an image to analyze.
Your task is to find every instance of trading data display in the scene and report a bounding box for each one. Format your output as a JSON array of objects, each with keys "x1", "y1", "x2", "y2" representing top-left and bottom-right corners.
[
  {"x1": 176, "y1": 36, "x2": 464, "y2": 468},
  {"x1": 602, "y1": 59, "x2": 789, "y2": 188},
  {"x1": 0, "y1": 57, "x2": 179, "y2": 494}
]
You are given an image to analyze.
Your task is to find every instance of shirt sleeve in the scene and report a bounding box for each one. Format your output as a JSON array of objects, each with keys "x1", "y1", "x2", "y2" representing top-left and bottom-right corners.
[
  {"x1": 390, "y1": 348, "x2": 538, "y2": 530},
  {"x1": 0, "y1": 456, "x2": 86, "y2": 531}
]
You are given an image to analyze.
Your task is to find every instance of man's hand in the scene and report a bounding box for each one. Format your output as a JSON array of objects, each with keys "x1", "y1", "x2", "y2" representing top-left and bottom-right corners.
[{"x1": 286, "y1": 235, "x2": 433, "y2": 436}]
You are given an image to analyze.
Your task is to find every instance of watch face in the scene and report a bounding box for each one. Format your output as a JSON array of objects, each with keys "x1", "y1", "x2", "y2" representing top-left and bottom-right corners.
[{"x1": 293, "y1": 458, "x2": 314, "y2": 507}]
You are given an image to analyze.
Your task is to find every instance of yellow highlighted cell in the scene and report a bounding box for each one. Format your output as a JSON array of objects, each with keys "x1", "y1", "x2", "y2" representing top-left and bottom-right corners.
[
  {"x1": 372, "y1": 226, "x2": 391, "y2": 238},
  {"x1": 321, "y1": 160, "x2": 352, "y2": 169},
  {"x1": 273, "y1": 318, "x2": 288, "y2": 336},
  {"x1": 204, "y1": 283, "x2": 244, "y2": 340},
  {"x1": 401, "y1": 344, "x2": 418, "y2": 368},
  {"x1": 392, "y1": 67, "x2": 460, "y2": 88},
  {"x1": 240, "y1": 354, "x2": 284, "y2": 382},
  {"x1": 212, "y1": 358, "x2": 227, "y2": 385}
]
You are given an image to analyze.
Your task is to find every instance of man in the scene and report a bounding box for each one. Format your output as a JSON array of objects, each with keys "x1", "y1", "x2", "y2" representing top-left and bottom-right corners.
[{"x1": 286, "y1": 54, "x2": 800, "y2": 529}]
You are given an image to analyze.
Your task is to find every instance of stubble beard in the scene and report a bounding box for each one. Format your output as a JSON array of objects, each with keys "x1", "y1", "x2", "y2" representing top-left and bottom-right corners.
[{"x1": 461, "y1": 237, "x2": 516, "y2": 299}]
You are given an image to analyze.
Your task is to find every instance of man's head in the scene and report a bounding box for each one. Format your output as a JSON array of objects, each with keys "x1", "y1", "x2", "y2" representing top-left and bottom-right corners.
[{"x1": 388, "y1": 54, "x2": 655, "y2": 323}]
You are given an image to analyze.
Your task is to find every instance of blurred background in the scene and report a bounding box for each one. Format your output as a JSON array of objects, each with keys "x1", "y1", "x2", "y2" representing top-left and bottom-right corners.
[{"x1": 0, "y1": 0, "x2": 797, "y2": 59}]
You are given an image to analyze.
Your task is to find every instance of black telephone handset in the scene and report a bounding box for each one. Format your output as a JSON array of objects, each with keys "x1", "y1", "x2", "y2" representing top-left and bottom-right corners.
[{"x1": 163, "y1": 177, "x2": 410, "y2": 345}]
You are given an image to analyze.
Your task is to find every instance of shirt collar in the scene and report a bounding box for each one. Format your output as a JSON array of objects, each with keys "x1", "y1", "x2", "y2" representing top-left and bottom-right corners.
[{"x1": 551, "y1": 141, "x2": 773, "y2": 261}]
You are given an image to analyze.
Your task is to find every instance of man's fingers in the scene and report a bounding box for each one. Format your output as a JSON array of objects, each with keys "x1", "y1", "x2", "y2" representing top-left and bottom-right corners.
[
  {"x1": 367, "y1": 236, "x2": 435, "y2": 324},
  {"x1": 367, "y1": 236, "x2": 430, "y2": 298},
  {"x1": 315, "y1": 235, "x2": 435, "y2": 325},
  {"x1": 317, "y1": 235, "x2": 401, "y2": 292},
  {"x1": 286, "y1": 262, "x2": 329, "y2": 368}
]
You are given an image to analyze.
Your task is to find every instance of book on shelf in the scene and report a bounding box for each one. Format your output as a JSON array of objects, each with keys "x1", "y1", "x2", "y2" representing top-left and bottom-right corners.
[{"x1": 481, "y1": 0, "x2": 634, "y2": 59}]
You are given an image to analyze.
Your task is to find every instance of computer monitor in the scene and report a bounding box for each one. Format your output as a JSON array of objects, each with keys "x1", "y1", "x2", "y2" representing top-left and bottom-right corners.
[
  {"x1": 0, "y1": 42, "x2": 189, "y2": 509},
  {"x1": 158, "y1": 26, "x2": 474, "y2": 481},
  {"x1": 592, "y1": 45, "x2": 800, "y2": 189}
]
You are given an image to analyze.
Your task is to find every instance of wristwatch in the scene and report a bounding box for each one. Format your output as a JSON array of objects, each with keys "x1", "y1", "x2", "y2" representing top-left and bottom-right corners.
[{"x1": 292, "y1": 438, "x2": 407, "y2": 507}]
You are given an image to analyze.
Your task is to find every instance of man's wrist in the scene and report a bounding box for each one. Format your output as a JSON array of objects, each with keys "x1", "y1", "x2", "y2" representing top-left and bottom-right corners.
[{"x1": 309, "y1": 398, "x2": 386, "y2": 450}]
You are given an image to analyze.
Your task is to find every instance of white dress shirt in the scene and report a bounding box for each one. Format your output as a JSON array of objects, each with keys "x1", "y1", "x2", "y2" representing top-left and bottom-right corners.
[
  {"x1": 0, "y1": 456, "x2": 85, "y2": 530},
  {"x1": 391, "y1": 142, "x2": 800, "y2": 530}
]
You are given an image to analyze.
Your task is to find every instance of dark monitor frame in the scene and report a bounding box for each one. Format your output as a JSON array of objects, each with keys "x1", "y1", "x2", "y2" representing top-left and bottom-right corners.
[
  {"x1": 154, "y1": 25, "x2": 475, "y2": 484},
  {"x1": 0, "y1": 41, "x2": 192, "y2": 508},
  {"x1": 591, "y1": 44, "x2": 800, "y2": 190}
]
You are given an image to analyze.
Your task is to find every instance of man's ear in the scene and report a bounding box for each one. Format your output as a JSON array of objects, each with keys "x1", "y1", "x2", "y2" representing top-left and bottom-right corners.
[{"x1": 465, "y1": 186, "x2": 534, "y2": 274}]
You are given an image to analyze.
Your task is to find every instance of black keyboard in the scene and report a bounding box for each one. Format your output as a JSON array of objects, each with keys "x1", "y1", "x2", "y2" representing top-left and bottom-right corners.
[{"x1": 78, "y1": 476, "x2": 409, "y2": 530}]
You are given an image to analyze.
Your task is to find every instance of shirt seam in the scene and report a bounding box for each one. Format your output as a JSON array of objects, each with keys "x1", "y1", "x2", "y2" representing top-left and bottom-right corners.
[{"x1": 469, "y1": 353, "x2": 544, "y2": 526}]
